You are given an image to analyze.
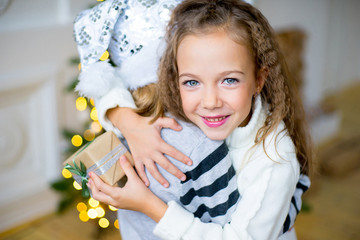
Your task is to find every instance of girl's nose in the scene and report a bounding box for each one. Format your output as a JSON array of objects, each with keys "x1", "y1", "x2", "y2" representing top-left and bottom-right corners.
[{"x1": 201, "y1": 88, "x2": 222, "y2": 109}]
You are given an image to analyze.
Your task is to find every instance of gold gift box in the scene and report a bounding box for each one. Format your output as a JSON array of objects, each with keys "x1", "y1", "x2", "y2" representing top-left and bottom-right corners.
[{"x1": 64, "y1": 131, "x2": 133, "y2": 186}]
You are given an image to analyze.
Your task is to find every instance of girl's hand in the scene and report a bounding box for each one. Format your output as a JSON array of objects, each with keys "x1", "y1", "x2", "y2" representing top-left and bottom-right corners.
[
  {"x1": 107, "y1": 107, "x2": 192, "y2": 187},
  {"x1": 87, "y1": 155, "x2": 167, "y2": 222}
]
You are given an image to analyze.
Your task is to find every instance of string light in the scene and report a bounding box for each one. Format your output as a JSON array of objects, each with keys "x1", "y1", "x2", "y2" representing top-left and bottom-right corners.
[
  {"x1": 79, "y1": 211, "x2": 89, "y2": 222},
  {"x1": 98, "y1": 218, "x2": 110, "y2": 228},
  {"x1": 90, "y1": 121, "x2": 102, "y2": 133},
  {"x1": 76, "y1": 97, "x2": 87, "y2": 111},
  {"x1": 87, "y1": 209, "x2": 98, "y2": 219},
  {"x1": 84, "y1": 129, "x2": 95, "y2": 141},
  {"x1": 90, "y1": 107, "x2": 98, "y2": 121},
  {"x1": 73, "y1": 180, "x2": 82, "y2": 190},
  {"x1": 89, "y1": 98, "x2": 95, "y2": 106},
  {"x1": 71, "y1": 135, "x2": 83, "y2": 147},
  {"x1": 99, "y1": 50, "x2": 109, "y2": 61},
  {"x1": 96, "y1": 206, "x2": 105, "y2": 218},
  {"x1": 108, "y1": 205, "x2": 118, "y2": 211},
  {"x1": 62, "y1": 168, "x2": 72, "y2": 179},
  {"x1": 114, "y1": 219, "x2": 119, "y2": 229},
  {"x1": 88, "y1": 198, "x2": 99, "y2": 208},
  {"x1": 76, "y1": 202, "x2": 87, "y2": 212}
]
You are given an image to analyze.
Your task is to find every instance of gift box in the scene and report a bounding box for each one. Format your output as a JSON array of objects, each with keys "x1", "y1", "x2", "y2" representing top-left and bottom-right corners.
[{"x1": 63, "y1": 131, "x2": 133, "y2": 197}]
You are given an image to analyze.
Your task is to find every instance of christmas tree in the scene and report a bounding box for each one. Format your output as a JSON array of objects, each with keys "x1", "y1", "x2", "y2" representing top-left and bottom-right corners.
[{"x1": 51, "y1": 50, "x2": 120, "y2": 236}]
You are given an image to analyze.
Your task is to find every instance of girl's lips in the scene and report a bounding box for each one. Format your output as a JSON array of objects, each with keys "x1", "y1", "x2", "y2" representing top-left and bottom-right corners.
[{"x1": 201, "y1": 115, "x2": 230, "y2": 128}]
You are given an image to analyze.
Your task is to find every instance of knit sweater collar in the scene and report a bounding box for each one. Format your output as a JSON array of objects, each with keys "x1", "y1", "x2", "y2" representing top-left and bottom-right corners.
[{"x1": 226, "y1": 95, "x2": 267, "y2": 149}]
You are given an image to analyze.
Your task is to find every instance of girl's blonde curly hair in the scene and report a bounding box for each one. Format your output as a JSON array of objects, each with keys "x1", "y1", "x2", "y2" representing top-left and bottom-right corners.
[{"x1": 156, "y1": 0, "x2": 312, "y2": 175}]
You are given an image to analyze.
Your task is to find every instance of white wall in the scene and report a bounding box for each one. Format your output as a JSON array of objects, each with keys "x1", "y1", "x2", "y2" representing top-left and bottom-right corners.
[
  {"x1": 256, "y1": 0, "x2": 329, "y2": 107},
  {"x1": 0, "y1": 0, "x2": 93, "y2": 231},
  {"x1": 256, "y1": 0, "x2": 360, "y2": 107},
  {"x1": 324, "y1": 0, "x2": 360, "y2": 94}
]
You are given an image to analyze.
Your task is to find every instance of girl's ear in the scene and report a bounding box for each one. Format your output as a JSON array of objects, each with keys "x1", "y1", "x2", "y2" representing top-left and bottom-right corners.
[{"x1": 256, "y1": 67, "x2": 268, "y2": 93}]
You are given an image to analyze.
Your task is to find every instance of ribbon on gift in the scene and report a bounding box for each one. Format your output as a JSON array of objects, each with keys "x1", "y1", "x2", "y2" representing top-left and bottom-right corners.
[{"x1": 64, "y1": 143, "x2": 127, "y2": 198}]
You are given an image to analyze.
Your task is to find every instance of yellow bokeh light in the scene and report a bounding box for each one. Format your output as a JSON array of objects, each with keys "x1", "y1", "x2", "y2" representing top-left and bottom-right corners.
[
  {"x1": 79, "y1": 211, "x2": 89, "y2": 222},
  {"x1": 90, "y1": 107, "x2": 98, "y2": 121},
  {"x1": 62, "y1": 168, "x2": 72, "y2": 179},
  {"x1": 76, "y1": 202, "x2": 87, "y2": 212},
  {"x1": 84, "y1": 129, "x2": 95, "y2": 141},
  {"x1": 99, "y1": 50, "x2": 109, "y2": 61},
  {"x1": 88, "y1": 198, "x2": 99, "y2": 208},
  {"x1": 87, "y1": 208, "x2": 98, "y2": 219},
  {"x1": 76, "y1": 97, "x2": 87, "y2": 111},
  {"x1": 89, "y1": 98, "x2": 95, "y2": 106},
  {"x1": 114, "y1": 219, "x2": 119, "y2": 229},
  {"x1": 95, "y1": 206, "x2": 105, "y2": 218},
  {"x1": 98, "y1": 218, "x2": 110, "y2": 228},
  {"x1": 78, "y1": 63, "x2": 81, "y2": 71},
  {"x1": 71, "y1": 135, "x2": 83, "y2": 147},
  {"x1": 108, "y1": 205, "x2": 118, "y2": 211},
  {"x1": 90, "y1": 121, "x2": 102, "y2": 133},
  {"x1": 97, "y1": 0, "x2": 105, "y2": 2},
  {"x1": 73, "y1": 180, "x2": 82, "y2": 190}
]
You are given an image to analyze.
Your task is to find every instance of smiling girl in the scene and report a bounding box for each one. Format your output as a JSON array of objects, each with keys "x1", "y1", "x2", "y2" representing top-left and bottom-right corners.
[
  {"x1": 176, "y1": 30, "x2": 261, "y2": 140},
  {"x1": 87, "y1": 0, "x2": 312, "y2": 239}
]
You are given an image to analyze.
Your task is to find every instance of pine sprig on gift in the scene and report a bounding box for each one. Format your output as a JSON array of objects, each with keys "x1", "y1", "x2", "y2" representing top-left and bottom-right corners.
[{"x1": 64, "y1": 160, "x2": 90, "y2": 198}]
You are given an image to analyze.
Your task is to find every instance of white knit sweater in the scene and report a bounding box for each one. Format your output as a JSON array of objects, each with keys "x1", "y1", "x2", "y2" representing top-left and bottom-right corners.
[
  {"x1": 152, "y1": 97, "x2": 300, "y2": 240},
  {"x1": 85, "y1": 74, "x2": 299, "y2": 240}
]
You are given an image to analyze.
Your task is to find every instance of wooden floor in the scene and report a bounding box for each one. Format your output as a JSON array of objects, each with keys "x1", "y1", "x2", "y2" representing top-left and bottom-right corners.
[
  {"x1": 1, "y1": 83, "x2": 360, "y2": 240},
  {"x1": 295, "y1": 169, "x2": 360, "y2": 240},
  {"x1": 0, "y1": 209, "x2": 120, "y2": 240}
]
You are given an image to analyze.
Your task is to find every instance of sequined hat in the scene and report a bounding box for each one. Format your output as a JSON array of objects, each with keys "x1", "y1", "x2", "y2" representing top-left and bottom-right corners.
[{"x1": 74, "y1": 0, "x2": 181, "y2": 97}]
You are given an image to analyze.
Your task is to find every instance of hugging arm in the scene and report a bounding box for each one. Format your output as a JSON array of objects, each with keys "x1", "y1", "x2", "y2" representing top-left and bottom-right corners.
[
  {"x1": 105, "y1": 105, "x2": 191, "y2": 187},
  {"x1": 81, "y1": 80, "x2": 192, "y2": 187}
]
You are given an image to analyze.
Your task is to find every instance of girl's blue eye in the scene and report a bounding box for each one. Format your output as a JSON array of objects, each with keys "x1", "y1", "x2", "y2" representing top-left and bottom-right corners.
[
  {"x1": 184, "y1": 80, "x2": 199, "y2": 87},
  {"x1": 223, "y1": 78, "x2": 239, "y2": 85}
]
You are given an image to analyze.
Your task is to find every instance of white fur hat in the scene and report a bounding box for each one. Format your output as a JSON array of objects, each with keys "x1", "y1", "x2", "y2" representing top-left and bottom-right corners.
[{"x1": 74, "y1": 0, "x2": 181, "y2": 98}]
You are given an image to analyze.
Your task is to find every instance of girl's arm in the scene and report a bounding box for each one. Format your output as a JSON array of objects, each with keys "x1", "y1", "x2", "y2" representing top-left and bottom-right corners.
[
  {"x1": 106, "y1": 107, "x2": 191, "y2": 187},
  {"x1": 90, "y1": 84, "x2": 192, "y2": 187}
]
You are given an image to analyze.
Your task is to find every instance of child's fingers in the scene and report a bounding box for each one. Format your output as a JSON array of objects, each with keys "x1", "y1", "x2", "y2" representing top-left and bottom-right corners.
[
  {"x1": 119, "y1": 155, "x2": 140, "y2": 181},
  {"x1": 153, "y1": 151, "x2": 187, "y2": 182},
  {"x1": 142, "y1": 159, "x2": 169, "y2": 188},
  {"x1": 134, "y1": 160, "x2": 150, "y2": 186},
  {"x1": 160, "y1": 141, "x2": 192, "y2": 166},
  {"x1": 89, "y1": 172, "x2": 115, "y2": 196},
  {"x1": 87, "y1": 178, "x2": 113, "y2": 205},
  {"x1": 155, "y1": 117, "x2": 182, "y2": 131}
]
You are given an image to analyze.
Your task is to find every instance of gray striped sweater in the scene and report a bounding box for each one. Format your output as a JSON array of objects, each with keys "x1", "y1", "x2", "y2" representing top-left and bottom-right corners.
[
  {"x1": 117, "y1": 119, "x2": 309, "y2": 239},
  {"x1": 117, "y1": 120, "x2": 239, "y2": 240}
]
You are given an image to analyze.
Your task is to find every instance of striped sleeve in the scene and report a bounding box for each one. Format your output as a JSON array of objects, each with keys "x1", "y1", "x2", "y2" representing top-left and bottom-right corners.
[
  {"x1": 180, "y1": 142, "x2": 240, "y2": 225},
  {"x1": 281, "y1": 174, "x2": 311, "y2": 234}
]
